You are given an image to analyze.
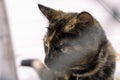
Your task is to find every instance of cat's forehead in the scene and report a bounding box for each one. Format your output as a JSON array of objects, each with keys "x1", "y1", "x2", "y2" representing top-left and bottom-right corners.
[
  {"x1": 48, "y1": 13, "x2": 78, "y2": 31},
  {"x1": 57, "y1": 13, "x2": 77, "y2": 21}
]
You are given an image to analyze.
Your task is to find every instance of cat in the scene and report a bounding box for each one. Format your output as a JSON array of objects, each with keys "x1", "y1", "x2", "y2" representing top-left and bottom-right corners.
[{"x1": 21, "y1": 4, "x2": 116, "y2": 80}]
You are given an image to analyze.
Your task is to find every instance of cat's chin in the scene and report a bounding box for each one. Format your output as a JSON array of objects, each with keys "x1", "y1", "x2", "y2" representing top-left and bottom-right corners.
[{"x1": 48, "y1": 64, "x2": 70, "y2": 73}]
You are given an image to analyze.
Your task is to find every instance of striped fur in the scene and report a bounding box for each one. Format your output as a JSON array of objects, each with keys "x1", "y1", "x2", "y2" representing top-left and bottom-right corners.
[{"x1": 22, "y1": 4, "x2": 116, "y2": 80}]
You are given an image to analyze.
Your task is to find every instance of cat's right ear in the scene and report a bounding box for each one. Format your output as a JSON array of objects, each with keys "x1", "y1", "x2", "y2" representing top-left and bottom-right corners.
[{"x1": 38, "y1": 4, "x2": 61, "y2": 21}]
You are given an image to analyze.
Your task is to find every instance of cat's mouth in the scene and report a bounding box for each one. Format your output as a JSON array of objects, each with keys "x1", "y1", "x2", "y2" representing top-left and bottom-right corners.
[
  {"x1": 51, "y1": 64, "x2": 69, "y2": 72},
  {"x1": 45, "y1": 57, "x2": 91, "y2": 73},
  {"x1": 45, "y1": 58, "x2": 71, "y2": 72},
  {"x1": 45, "y1": 60, "x2": 91, "y2": 73}
]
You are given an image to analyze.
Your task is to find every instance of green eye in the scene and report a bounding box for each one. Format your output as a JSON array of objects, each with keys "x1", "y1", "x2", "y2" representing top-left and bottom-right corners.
[
  {"x1": 61, "y1": 47, "x2": 72, "y2": 54},
  {"x1": 44, "y1": 41, "x2": 49, "y2": 51},
  {"x1": 61, "y1": 46, "x2": 78, "y2": 54},
  {"x1": 61, "y1": 47, "x2": 69, "y2": 53},
  {"x1": 44, "y1": 41, "x2": 48, "y2": 48}
]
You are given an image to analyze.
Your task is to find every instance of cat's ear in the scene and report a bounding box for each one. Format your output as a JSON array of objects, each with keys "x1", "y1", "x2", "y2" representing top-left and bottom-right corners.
[
  {"x1": 77, "y1": 12, "x2": 94, "y2": 25},
  {"x1": 38, "y1": 4, "x2": 61, "y2": 21}
]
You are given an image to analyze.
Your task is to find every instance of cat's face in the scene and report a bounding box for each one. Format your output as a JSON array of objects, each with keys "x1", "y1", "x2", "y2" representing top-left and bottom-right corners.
[{"x1": 38, "y1": 4, "x2": 106, "y2": 73}]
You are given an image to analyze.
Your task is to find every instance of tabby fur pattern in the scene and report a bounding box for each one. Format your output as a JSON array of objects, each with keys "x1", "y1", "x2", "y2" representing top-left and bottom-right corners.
[{"x1": 22, "y1": 4, "x2": 116, "y2": 80}]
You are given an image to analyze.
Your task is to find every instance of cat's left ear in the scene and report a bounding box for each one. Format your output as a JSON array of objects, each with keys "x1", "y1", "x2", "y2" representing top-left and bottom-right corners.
[
  {"x1": 77, "y1": 12, "x2": 94, "y2": 26},
  {"x1": 38, "y1": 4, "x2": 62, "y2": 21}
]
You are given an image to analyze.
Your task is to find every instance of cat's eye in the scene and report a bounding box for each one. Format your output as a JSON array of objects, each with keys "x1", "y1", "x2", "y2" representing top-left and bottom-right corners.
[
  {"x1": 61, "y1": 47, "x2": 73, "y2": 54},
  {"x1": 45, "y1": 41, "x2": 49, "y2": 48},
  {"x1": 44, "y1": 41, "x2": 49, "y2": 54},
  {"x1": 44, "y1": 40, "x2": 49, "y2": 51},
  {"x1": 61, "y1": 47, "x2": 69, "y2": 53}
]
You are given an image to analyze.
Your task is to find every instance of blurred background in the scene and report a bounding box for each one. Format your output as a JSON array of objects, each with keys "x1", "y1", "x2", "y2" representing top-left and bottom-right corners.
[{"x1": 0, "y1": 0, "x2": 120, "y2": 80}]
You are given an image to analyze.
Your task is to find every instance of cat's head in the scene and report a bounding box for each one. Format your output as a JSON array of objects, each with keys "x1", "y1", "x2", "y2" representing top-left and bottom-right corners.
[{"x1": 38, "y1": 4, "x2": 107, "y2": 73}]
